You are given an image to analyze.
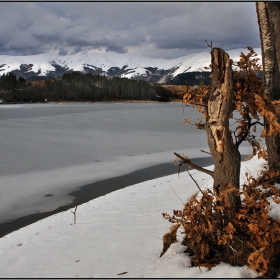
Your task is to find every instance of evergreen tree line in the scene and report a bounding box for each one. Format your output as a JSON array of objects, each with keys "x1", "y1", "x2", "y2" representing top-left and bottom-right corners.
[
  {"x1": 0, "y1": 72, "x2": 26, "y2": 91},
  {"x1": 0, "y1": 72, "x2": 176, "y2": 103}
]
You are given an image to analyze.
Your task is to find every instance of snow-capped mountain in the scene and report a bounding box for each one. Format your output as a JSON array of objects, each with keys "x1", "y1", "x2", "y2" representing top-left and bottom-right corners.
[{"x1": 0, "y1": 48, "x2": 261, "y2": 84}]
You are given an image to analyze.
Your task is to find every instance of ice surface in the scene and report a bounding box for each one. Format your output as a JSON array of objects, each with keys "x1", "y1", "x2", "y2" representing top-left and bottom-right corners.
[{"x1": 0, "y1": 103, "x2": 254, "y2": 223}]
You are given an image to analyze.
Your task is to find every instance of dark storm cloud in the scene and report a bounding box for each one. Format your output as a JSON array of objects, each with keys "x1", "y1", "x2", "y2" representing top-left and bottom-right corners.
[
  {"x1": 146, "y1": 3, "x2": 259, "y2": 53},
  {"x1": 0, "y1": 2, "x2": 260, "y2": 59}
]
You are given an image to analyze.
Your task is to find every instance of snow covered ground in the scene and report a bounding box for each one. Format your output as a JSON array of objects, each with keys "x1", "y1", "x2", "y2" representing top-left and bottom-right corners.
[{"x1": 0, "y1": 156, "x2": 270, "y2": 278}]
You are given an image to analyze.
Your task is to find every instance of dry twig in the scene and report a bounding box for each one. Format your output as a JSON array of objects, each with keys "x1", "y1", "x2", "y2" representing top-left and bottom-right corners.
[
  {"x1": 174, "y1": 152, "x2": 214, "y2": 177},
  {"x1": 187, "y1": 171, "x2": 204, "y2": 195},
  {"x1": 70, "y1": 199, "x2": 78, "y2": 224}
]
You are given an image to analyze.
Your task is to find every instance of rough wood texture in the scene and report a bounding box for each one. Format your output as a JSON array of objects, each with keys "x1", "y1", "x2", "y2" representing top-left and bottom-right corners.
[
  {"x1": 257, "y1": 2, "x2": 280, "y2": 171},
  {"x1": 205, "y1": 48, "x2": 241, "y2": 210}
]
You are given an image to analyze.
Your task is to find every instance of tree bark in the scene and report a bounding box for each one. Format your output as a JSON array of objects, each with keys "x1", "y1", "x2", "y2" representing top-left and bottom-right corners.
[
  {"x1": 205, "y1": 48, "x2": 241, "y2": 211},
  {"x1": 256, "y1": 2, "x2": 280, "y2": 171}
]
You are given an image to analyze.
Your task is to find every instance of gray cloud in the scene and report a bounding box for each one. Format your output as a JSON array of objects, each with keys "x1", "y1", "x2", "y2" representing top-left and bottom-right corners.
[
  {"x1": 0, "y1": 2, "x2": 260, "y2": 59},
  {"x1": 17, "y1": 20, "x2": 33, "y2": 32}
]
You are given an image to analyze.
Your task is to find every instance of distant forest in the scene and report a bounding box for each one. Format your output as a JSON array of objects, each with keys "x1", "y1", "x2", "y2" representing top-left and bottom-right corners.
[{"x1": 0, "y1": 72, "x2": 177, "y2": 103}]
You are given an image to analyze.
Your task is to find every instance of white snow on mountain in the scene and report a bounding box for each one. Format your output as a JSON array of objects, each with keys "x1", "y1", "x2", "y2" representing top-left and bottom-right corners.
[{"x1": 0, "y1": 48, "x2": 262, "y2": 82}]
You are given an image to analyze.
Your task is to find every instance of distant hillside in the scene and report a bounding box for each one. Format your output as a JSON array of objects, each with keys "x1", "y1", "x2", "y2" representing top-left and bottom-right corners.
[
  {"x1": 169, "y1": 71, "x2": 211, "y2": 85},
  {"x1": 0, "y1": 48, "x2": 261, "y2": 85}
]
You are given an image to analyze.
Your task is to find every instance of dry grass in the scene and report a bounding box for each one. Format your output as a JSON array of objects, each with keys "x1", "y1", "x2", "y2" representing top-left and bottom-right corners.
[{"x1": 159, "y1": 84, "x2": 187, "y2": 98}]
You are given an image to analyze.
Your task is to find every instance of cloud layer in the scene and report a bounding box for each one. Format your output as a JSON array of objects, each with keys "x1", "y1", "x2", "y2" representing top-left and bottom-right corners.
[{"x1": 0, "y1": 2, "x2": 260, "y2": 59}]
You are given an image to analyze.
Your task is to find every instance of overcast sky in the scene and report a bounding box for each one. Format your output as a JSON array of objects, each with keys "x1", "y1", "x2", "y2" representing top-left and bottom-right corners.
[{"x1": 0, "y1": 2, "x2": 260, "y2": 59}]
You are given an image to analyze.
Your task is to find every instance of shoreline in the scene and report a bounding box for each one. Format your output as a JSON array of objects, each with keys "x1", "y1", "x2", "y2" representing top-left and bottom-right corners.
[
  {"x1": 0, "y1": 99, "x2": 183, "y2": 105},
  {"x1": 0, "y1": 157, "x2": 214, "y2": 238}
]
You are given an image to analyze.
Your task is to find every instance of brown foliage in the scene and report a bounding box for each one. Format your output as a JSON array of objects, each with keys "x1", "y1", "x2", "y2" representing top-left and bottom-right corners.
[
  {"x1": 165, "y1": 47, "x2": 280, "y2": 277},
  {"x1": 182, "y1": 47, "x2": 280, "y2": 161},
  {"x1": 160, "y1": 224, "x2": 180, "y2": 257},
  {"x1": 161, "y1": 171, "x2": 280, "y2": 278}
]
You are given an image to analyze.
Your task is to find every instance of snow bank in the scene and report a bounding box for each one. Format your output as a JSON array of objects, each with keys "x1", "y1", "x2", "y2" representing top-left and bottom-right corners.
[{"x1": 0, "y1": 156, "x2": 265, "y2": 278}]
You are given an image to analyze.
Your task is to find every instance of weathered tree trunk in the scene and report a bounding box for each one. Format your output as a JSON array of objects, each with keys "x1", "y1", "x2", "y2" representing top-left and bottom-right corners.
[
  {"x1": 256, "y1": 2, "x2": 280, "y2": 171},
  {"x1": 176, "y1": 48, "x2": 241, "y2": 211},
  {"x1": 205, "y1": 48, "x2": 241, "y2": 211}
]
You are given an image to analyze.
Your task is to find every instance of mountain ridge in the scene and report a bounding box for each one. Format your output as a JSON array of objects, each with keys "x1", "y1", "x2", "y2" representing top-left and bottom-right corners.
[{"x1": 0, "y1": 48, "x2": 262, "y2": 84}]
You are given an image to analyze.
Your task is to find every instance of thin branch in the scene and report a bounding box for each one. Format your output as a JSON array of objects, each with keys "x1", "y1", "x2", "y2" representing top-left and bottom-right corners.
[
  {"x1": 170, "y1": 186, "x2": 184, "y2": 205},
  {"x1": 235, "y1": 121, "x2": 264, "y2": 148},
  {"x1": 184, "y1": 116, "x2": 206, "y2": 130},
  {"x1": 200, "y1": 149, "x2": 211, "y2": 155},
  {"x1": 147, "y1": 233, "x2": 162, "y2": 240},
  {"x1": 251, "y1": 121, "x2": 264, "y2": 127},
  {"x1": 70, "y1": 199, "x2": 78, "y2": 224},
  {"x1": 205, "y1": 39, "x2": 213, "y2": 49},
  {"x1": 235, "y1": 130, "x2": 249, "y2": 148},
  {"x1": 177, "y1": 160, "x2": 183, "y2": 178},
  {"x1": 254, "y1": 39, "x2": 261, "y2": 46},
  {"x1": 187, "y1": 171, "x2": 204, "y2": 195},
  {"x1": 235, "y1": 107, "x2": 251, "y2": 147},
  {"x1": 174, "y1": 152, "x2": 214, "y2": 177},
  {"x1": 188, "y1": 102, "x2": 206, "y2": 108},
  {"x1": 229, "y1": 245, "x2": 238, "y2": 254}
]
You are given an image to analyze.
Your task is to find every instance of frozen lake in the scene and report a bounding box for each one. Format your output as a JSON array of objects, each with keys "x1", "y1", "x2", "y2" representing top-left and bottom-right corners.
[{"x1": 0, "y1": 102, "x2": 252, "y2": 224}]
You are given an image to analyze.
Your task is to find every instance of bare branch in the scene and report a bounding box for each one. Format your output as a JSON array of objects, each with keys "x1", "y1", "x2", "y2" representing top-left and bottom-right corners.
[
  {"x1": 187, "y1": 171, "x2": 204, "y2": 195},
  {"x1": 235, "y1": 130, "x2": 249, "y2": 148},
  {"x1": 174, "y1": 152, "x2": 214, "y2": 177},
  {"x1": 235, "y1": 117, "x2": 264, "y2": 148},
  {"x1": 184, "y1": 120, "x2": 205, "y2": 130},
  {"x1": 70, "y1": 199, "x2": 78, "y2": 224},
  {"x1": 251, "y1": 121, "x2": 264, "y2": 127},
  {"x1": 170, "y1": 186, "x2": 185, "y2": 205},
  {"x1": 188, "y1": 102, "x2": 206, "y2": 108},
  {"x1": 205, "y1": 39, "x2": 213, "y2": 49},
  {"x1": 254, "y1": 39, "x2": 261, "y2": 46},
  {"x1": 200, "y1": 149, "x2": 211, "y2": 155}
]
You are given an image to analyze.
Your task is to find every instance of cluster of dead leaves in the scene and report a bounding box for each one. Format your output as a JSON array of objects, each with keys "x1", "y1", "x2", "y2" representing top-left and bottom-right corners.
[
  {"x1": 161, "y1": 171, "x2": 280, "y2": 278},
  {"x1": 182, "y1": 46, "x2": 280, "y2": 160},
  {"x1": 234, "y1": 47, "x2": 280, "y2": 139},
  {"x1": 182, "y1": 81, "x2": 208, "y2": 128}
]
